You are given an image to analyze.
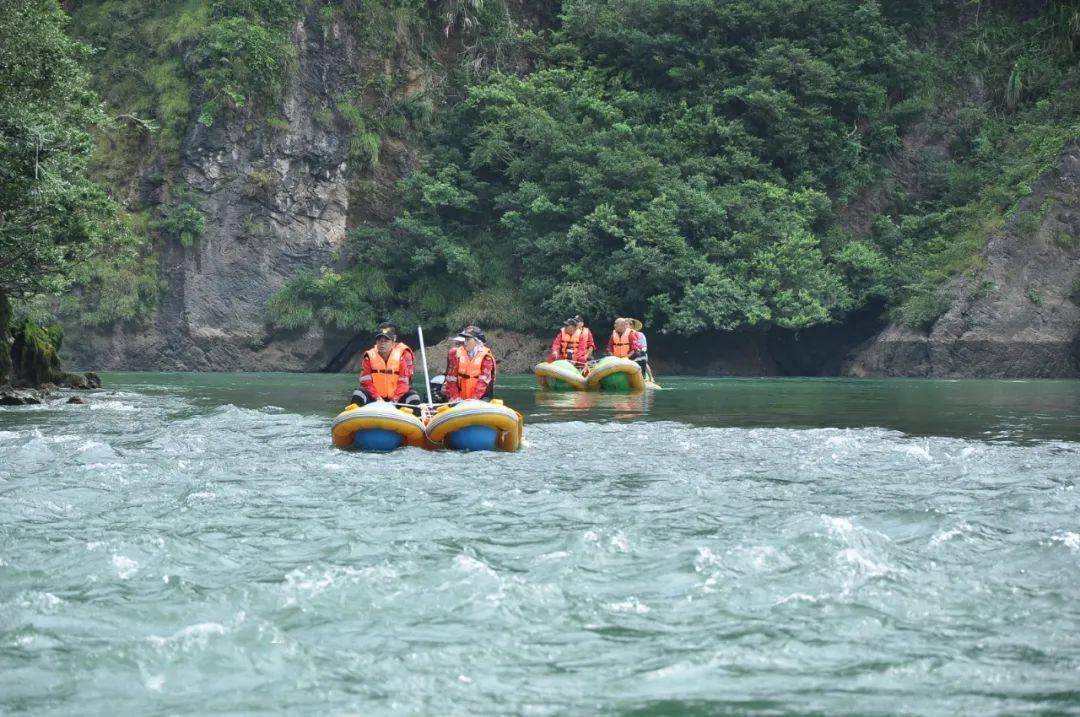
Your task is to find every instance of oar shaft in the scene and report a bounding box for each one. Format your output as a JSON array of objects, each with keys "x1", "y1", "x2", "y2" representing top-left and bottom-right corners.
[{"x1": 417, "y1": 325, "x2": 434, "y2": 406}]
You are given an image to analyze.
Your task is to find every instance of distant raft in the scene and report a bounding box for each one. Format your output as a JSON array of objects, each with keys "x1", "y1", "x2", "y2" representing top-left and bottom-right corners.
[
  {"x1": 535, "y1": 356, "x2": 658, "y2": 392},
  {"x1": 331, "y1": 401, "x2": 427, "y2": 451},
  {"x1": 584, "y1": 356, "x2": 649, "y2": 392},
  {"x1": 426, "y1": 399, "x2": 523, "y2": 452},
  {"x1": 533, "y1": 359, "x2": 588, "y2": 391}
]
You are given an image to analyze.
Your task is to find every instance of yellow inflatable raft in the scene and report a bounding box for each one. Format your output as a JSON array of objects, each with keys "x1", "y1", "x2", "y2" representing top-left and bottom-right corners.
[
  {"x1": 585, "y1": 356, "x2": 649, "y2": 392},
  {"x1": 331, "y1": 402, "x2": 427, "y2": 451},
  {"x1": 426, "y1": 399, "x2": 523, "y2": 452},
  {"x1": 533, "y1": 360, "x2": 587, "y2": 391}
]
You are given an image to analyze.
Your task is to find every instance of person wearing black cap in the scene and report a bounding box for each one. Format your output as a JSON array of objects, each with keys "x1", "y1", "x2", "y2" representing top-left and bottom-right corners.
[
  {"x1": 429, "y1": 332, "x2": 467, "y2": 402},
  {"x1": 547, "y1": 315, "x2": 595, "y2": 371},
  {"x1": 443, "y1": 325, "x2": 497, "y2": 401},
  {"x1": 350, "y1": 323, "x2": 422, "y2": 410}
]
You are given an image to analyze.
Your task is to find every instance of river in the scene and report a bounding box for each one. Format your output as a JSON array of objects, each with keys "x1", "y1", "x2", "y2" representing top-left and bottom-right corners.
[{"x1": 1, "y1": 373, "x2": 1078, "y2": 715}]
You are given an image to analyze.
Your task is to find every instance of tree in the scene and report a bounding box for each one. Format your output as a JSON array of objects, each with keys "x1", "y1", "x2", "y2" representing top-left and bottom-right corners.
[{"x1": 0, "y1": 0, "x2": 120, "y2": 382}]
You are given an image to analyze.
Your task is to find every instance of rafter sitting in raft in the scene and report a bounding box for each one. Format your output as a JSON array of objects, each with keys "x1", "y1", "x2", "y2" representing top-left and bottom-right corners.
[
  {"x1": 608, "y1": 317, "x2": 650, "y2": 377},
  {"x1": 349, "y1": 323, "x2": 422, "y2": 411},
  {"x1": 548, "y1": 315, "x2": 595, "y2": 372},
  {"x1": 443, "y1": 326, "x2": 497, "y2": 401}
]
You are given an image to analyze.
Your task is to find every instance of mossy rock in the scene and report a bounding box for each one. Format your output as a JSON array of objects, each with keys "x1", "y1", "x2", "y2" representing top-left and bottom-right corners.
[{"x1": 11, "y1": 320, "x2": 65, "y2": 388}]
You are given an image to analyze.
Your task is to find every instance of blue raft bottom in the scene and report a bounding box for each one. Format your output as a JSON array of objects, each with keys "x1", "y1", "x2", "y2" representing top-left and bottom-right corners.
[
  {"x1": 353, "y1": 428, "x2": 405, "y2": 452},
  {"x1": 446, "y1": 425, "x2": 498, "y2": 451}
]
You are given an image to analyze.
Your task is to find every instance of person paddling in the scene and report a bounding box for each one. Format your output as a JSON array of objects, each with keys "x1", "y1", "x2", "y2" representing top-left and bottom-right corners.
[
  {"x1": 444, "y1": 326, "x2": 497, "y2": 401},
  {"x1": 350, "y1": 323, "x2": 422, "y2": 411},
  {"x1": 548, "y1": 315, "x2": 595, "y2": 372},
  {"x1": 608, "y1": 317, "x2": 650, "y2": 378}
]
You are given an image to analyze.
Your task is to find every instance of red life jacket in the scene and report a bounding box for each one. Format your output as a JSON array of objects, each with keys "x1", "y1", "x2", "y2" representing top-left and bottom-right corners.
[
  {"x1": 556, "y1": 327, "x2": 591, "y2": 361},
  {"x1": 364, "y1": 343, "x2": 410, "y2": 398},
  {"x1": 610, "y1": 328, "x2": 636, "y2": 358},
  {"x1": 454, "y1": 345, "x2": 496, "y2": 399}
]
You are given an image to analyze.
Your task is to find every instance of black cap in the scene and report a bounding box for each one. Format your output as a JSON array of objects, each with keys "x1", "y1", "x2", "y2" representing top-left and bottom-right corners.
[
  {"x1": 461, "y1": 327, "x2": 486, "y2": 343},
  {"x1": 563, "y1": 318, "x2": 578, "y2": 326},
  {"x1": 374, "y1": 326, "x2": 397, "y2": 341}
]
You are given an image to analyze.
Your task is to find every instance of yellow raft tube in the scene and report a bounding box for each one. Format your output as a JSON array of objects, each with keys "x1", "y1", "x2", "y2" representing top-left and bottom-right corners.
[
  {"x1": 536, "y1": 356, "x2": 660, "y2": 392},
  {"x1": 331, "y1": 399, "x2": 523, "y2": 452},
  {"x1": 426, "y1": 399, "x2": 523, "y2": 452},
  {"x1": 584, "y1": 356, "x2": 652, "y2": 391},
  {"x1": 533, "y1": 359, "x2": 588, "y2": 391},
  {"x1": 331, "y1": 401, "x2": 427, "y2": 451}
]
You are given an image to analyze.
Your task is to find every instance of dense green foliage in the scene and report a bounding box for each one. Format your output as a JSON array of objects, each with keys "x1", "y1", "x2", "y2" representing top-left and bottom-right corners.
[
  {"x1": 54, "y1": 0, "x2": 1080, "y2": 339},
  {"x1": 284, "y1": 0, "x2": 916, "y2": 334},
  {"x1": 0, "y1": 0, "x2": 121, "y2": 300},
  {"x1": 273, "y1": 0, "x2": 1080, "y2": 337},
  {"x1": 0, "y1": 0, "x2": 129, "y2": 383},
  {"x1": 879, "y1": 1, "x2": 1080, "y2": 327},
  {"x1": 72, "y1": 0, "x2": 299, "y2": 152}
]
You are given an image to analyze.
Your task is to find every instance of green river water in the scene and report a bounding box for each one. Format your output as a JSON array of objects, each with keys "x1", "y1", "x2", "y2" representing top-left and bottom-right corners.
[{"x1": 1, "y1": 373, "x2": 1078, "y2": 715}]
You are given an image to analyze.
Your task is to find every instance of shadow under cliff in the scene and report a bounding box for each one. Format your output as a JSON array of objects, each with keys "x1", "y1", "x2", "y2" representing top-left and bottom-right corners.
[{"x1": 323, "y1": 305, "x2": 888, "y2": 377}]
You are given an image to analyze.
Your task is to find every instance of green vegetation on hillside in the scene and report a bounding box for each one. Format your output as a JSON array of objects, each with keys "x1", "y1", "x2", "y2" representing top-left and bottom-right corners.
[
  {"x1": 49, "y1": 0, "x2": 1080, "y2": 342},
  {"x1": 880, "y1": 1, "x2": 1080, "y2": 327},
  {"x1": 274, "y1": 0, "x2": 1080, "y2": 337},
  {"x1": 0, "y1": 0, "x2": 126, "y2": 384}
]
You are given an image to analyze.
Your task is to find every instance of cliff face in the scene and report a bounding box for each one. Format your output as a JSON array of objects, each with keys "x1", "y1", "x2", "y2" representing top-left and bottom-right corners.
[
  {"x1": 63, "y1": 8, "x2": 414, "y2": 371},
  {"x1": 845, "y1": 142, "x2": 1080, "y2": 378}
]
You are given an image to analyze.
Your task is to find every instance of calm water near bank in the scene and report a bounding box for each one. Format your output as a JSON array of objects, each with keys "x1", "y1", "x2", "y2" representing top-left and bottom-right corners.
[{"x1": 1, "y1": 373, "x2": 1078, "y2": 714}]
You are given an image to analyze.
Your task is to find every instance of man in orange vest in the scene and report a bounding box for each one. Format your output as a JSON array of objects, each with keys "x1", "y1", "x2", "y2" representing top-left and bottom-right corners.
[
  {"x1": 607, "y1": 317, "x2": 649, "y2": 376},
  {"x1": 350, "y1": 323, "x2": 422, "y2": 409},
  {"x1": 548, "y1": 315, "x2": 595, "y2": 371},
  {"x1": 443, "y1": 326, "x2": 497, "y2": 401}
]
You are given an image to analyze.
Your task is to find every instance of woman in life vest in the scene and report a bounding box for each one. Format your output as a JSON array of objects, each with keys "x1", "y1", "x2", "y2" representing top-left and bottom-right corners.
[
  {"x1": 443, "y1": 326, "x2": 497, "y2": 401},
  {"x1": 607, "y1": 317, "x2": 649, "y2": 377},
  {"x1": 429, "y1": 333, "x2": 465, "y2": 403},
  {"x1": 350, "y1": 323, "x2": 422, "y2": 410},
  {"x1": 548, "y1": 315, "x2": 595, "y2": 371}
]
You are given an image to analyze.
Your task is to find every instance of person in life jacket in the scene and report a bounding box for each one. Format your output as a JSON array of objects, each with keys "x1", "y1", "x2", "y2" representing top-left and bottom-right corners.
[
  {"x1": 350, "y1": 323, "x2": 422, "y2": 410},
  {"x1": 443, "y1": 326, "x2": 497, "y2": 401},
  {"x1": 430, "y1": 333, "x2": 465, "y2": 403},
  {"x1": 548, "y1": 315, "x2": 595, "y2": 370},
  {"x1": 608, "y1": 317, "x2": 650, "y2": 377}
]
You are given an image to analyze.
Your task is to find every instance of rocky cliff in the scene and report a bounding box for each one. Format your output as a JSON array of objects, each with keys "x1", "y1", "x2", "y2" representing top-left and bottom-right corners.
[
  {"x1": 63, "y1": 6, "x2": 422, "y2": 372},
  {"x1": 845, "y1": 142, "x2": 1080, "y2": 378}
]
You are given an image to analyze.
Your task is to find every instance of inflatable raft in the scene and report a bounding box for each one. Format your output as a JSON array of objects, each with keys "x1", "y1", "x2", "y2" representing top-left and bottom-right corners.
[
  {"x1": 331, "y1": 402, "x2": 427, "y2": 451},
  {"x1": 427, "y1": 399, "x2": 523, "y2": 452},
  {"x1": 585, "y1": 356, "x2": 650, "y2": 391},
  {"x1": 331, "y1": 399, "x2": 523, "y2": 452},
  {"x1": 535, "y1": 356, "x2": 659, "y2": 392},
  {"x1": 533, "y1": 359, "x2": 588, "y2": 391}
]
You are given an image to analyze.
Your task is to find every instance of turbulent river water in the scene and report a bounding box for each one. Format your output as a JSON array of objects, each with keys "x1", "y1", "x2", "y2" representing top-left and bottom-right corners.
[{"x1": 1, "y1": 373, "x2": 1078, "y2": 715}]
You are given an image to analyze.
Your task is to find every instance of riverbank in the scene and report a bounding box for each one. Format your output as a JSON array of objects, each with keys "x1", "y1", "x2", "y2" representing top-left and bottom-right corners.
[{"x1": 0, "y1": 298, "x2": 103, "y2": 404}]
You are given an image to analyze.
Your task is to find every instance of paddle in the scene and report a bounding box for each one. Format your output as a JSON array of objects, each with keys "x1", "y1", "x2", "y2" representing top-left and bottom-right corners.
[{"x1": 417, "y1": 325, "x2": 434, "y2": 409}]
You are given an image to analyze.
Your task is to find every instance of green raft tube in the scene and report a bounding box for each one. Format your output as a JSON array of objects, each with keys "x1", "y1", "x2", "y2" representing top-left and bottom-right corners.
[{"x1": 534, "y1": 356, "x2": 659, "y2": 392}]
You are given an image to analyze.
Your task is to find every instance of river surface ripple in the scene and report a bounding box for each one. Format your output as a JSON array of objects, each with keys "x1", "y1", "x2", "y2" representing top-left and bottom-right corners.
[{"x1": 1, "y1": 374, "x2": 1078, "y2": 715}]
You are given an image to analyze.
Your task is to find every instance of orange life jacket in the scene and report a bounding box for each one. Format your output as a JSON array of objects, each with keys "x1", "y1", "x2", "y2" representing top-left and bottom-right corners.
[
  {"x1": 454, "y1": 345, "x2": 495, "y2": 399},
  {"x1": 610, "y1": 328, "x2": 635, "y2": 358},
  {"x1": 556, "y1": 327, "x2": 587, "y2": 360},
  {"x1": 364, "y1": 343, "x2": 410, "y2": 399}
]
